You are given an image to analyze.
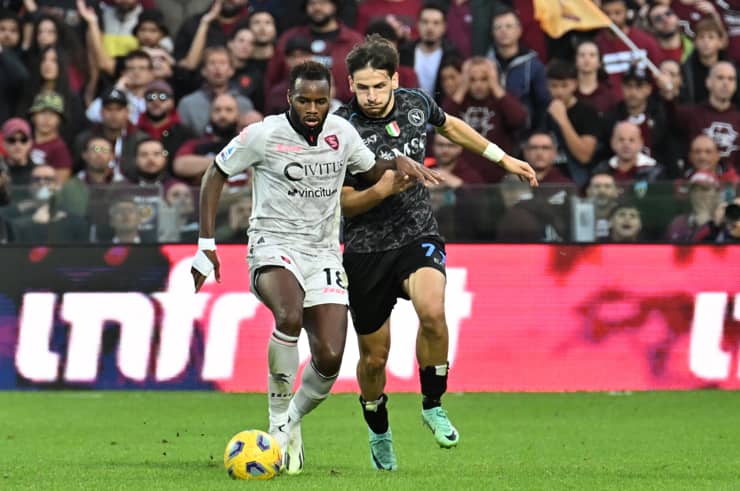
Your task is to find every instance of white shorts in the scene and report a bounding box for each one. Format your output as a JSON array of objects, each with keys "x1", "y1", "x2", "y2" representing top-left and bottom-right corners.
[{"x1": 248, "y1": 244, "x2": 349, "y2": 308}]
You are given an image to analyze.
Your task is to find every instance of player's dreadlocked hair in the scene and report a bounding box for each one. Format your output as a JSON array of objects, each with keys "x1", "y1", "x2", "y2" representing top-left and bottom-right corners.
[
  {"x1": 289, "y1": 60, "x2": 332, "y2": 94},
  {"x1": 346, "y1": 33, "x2": 399, "y2": 78}
]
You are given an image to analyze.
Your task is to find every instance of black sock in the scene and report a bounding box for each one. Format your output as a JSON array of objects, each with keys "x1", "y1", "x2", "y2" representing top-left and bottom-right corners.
[
  {"x1": 360, "y1": 393, "x2": 389, "y2": 434},
  {"x1": 420, "y1": 363, "x2": 448, "y2": 410}
]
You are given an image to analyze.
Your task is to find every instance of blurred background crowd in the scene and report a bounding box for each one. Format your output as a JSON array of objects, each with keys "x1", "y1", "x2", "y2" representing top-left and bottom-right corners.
[{"x1": 0, "y1": 0, "x2": 738, "y2": 245}]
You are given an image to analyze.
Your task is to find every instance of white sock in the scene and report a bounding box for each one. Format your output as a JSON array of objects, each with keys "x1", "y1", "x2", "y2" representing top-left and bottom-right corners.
[
  {"x1": 289, "y1": 360, "x2": 338, "y2": 422},
  {"x1": 267, "y1": 330, "x2": 299, "y2": 430}
]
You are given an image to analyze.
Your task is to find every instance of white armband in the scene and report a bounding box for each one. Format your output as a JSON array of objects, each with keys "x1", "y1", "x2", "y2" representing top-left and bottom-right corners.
[
  {"x1": 482, "y1": 143, "x2": 505, "y2": 163},
  {"x1": 198, "y1": 237, "x2": 216, "y2": 250}
]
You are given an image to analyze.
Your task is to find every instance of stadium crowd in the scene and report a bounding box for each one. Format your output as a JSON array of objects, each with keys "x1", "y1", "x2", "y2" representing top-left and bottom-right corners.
[{"x1": 0, "y1": 0, "x2": 738, "y2": 244}]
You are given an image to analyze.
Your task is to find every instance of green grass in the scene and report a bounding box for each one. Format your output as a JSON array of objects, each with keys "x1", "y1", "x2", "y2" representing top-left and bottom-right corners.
[{"x1": 1, "y1": 391, "x2": 739, "y2": 490}]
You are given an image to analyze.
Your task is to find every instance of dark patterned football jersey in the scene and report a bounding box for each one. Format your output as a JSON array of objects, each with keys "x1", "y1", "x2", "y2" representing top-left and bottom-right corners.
[{"x1": 335, "y1": 89, "x2": 447, "y2": 253}]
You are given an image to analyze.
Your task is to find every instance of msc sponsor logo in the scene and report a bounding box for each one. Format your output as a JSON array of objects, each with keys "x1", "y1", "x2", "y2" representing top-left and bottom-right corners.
[
  {"x1": 283, "y1": 160, "x2": 344, "y2": 181},
  {"x1": 287, "y1": 187, "x2": 338, "y2": 198}
]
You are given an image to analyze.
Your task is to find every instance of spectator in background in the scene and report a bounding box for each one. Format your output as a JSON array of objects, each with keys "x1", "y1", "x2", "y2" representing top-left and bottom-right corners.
[
  {"x1": 162, "y1": 178, "x2": 198, "y2": 242},
  {"x1": 437, "y1": 55, "x2": 463, "y2": 103},
  {"x1": 77, "y1": 2, "x2": 172, "y2": 80},
  {"x1": 132, "y1": 138, "x2": 169, "y2": 185},
  {"x1": 245, "y1": 9, "x2": 276, "y2": 75},
  {"x1": 365, "y1": 18, "x2": 419, "y2": 89},
  {"x1": 0, "y1": 9, "x2": 21, "y2": 49},
  {"x1": 522, "y1": 130, "x2": 571, "y2": 185},
  {"x1": 75, "y1": 87, "x2": 149, "y2": 182},
  {"x1": 17, "y1": 45, "x2": 85, "y2": 142},
  {"x1": 10, "y1": 164, "x2": 88, "y2": 243},
  {"x1": 659, "y1": 58, "x2": 689, "y2": 104},
  {"x1": 28, "y1": 91, "x2": 72, "y2": 183},
  {"x1": 264, "y1": 36, "x2": 313, "y2": 114},
  {"x1": 495, "y1": 172, "x2": 568, "y2": 243},
  {"x1": 646, "y1": 3, "x2": 693, "y2": 64},
  {"x1": 665, "y1": 171, "x2": 722, "y2": 242},
  {"x1": 97, "y1": 0, "x2": 142, "y2": 58},
  {"x1": 685, "y1": 134, "x2": 739, "y2": 185},
  {"x1": 595, "y1": 0, "x2": 664, "y2": 100},
  {"x1": 710, "y1": 202, "x2": 740, "y2": 243},
  {"x1": 443, "y1": 56, "x2": 528, "y2": 183},
  {"x1": 174, "y1": 0, "x2": 250, "y2": 63},
  {"x1": 607, "y1": 201, "x2": 643, "y2": 242},
  {"x1": 215, "y1": 191, "x2": 251, "y2": 243},
  {"x1": 177, "y1": 46, "x2": 254, "y2": 136},
  {"x1": 1, "y1": 118, "x2": 34, "y2": 186},
  {"x1": 107, "y1": 196, "x2": 143, "y2": 243},
  {"x1": 355, "y1": 0, "x2": 421, "y2": 41},
  {"x1": 603, "y1": 64, "x2": 676, "y2": 176},
  {"x1": 136, "y1": 79, "x2": 192, "y2": 171},
  {"x1": 132, "y1": 8, "x2": 171, "y2": 51},
  {"x1": 227, "y1": 23, "x2": 265, "y2": 112},
  {"x1": 544, "y1": 59, "x2": 599, "y2": 188},
  {"x1": 0, "y1": 13, "x2": 29, "y2": 121},
  {"x1": 444, "y1": 0, "x2": 472, "y2": 59},
  {"x1": 486, "y1": 8, "x2": 550, "y2": 129},
  {"x1": 398, "y1": 2, "x2": 459, "y2": 102},
  {"x1": 56, "y1": 135, "x2": 114, "y2": 218},
  {"x1": 595, "y1": 121, "x2": 663, "y2": 183},
  {"x1": 575, "y1": 40, "x2": 616, "y2": 116},
  {"x1": 660, "y1": 61, "x2": 740, "y2": 175},
  {"x1": 23, "y1": 13, "x2": 87, "y2": 93},
  {"x1": 265, "y1": 0, "x2": 362, "y2": 102},
  {"x1": 0, "y1": 159, "x2": 15, "y2": 243},
  {"x1": 173, "y1": 93, "x2": 241, "y2": 183},
  {"x1": 680, "y1": 17, "x2": 733, "y2": 104},
  {"x1": 586, "y1": 171, "x2": 621, "y2": 240},
  {"x1": 428, "y1": 133, "x2": 479, "y2": 187},
  {"x1": 85, "y1": 49, "x2": 154, "y2": 125}
]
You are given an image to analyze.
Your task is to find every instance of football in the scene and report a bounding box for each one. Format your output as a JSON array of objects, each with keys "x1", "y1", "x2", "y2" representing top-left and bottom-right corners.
[{"x1": 223, "y1": 430, "x2": 282, "y2": 480}]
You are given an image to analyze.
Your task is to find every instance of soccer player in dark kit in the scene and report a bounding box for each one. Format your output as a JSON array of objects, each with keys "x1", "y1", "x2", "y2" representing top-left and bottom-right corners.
[{"x1": 335, "y1": 34, "x2": 538, "y2": 470}]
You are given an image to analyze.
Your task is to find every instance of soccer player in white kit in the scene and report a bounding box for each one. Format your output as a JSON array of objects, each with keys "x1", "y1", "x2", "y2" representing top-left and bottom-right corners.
[{"x1": 190, "y1": 61, "x2": 440, "y2": 475}]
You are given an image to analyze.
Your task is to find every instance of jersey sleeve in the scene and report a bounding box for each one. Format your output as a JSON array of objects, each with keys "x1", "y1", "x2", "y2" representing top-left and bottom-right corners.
[
  {"x1": 340, "y1": 119, "x2": 376, "y2": 175},
  {"x1": 214, "y1": 122, "x2": 266, "y2": 176},
  {"x1": 414, "y1": 89, "x2": 447, "y2": 127}
]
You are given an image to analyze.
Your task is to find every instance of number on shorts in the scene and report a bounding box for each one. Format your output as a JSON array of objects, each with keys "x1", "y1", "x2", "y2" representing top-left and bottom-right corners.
[
  {"x1": 421, "y1": 242, "x2": 446, "y2": 264},
  {"x1": 323, "y1": 268, "x2": 346, "y2": 289}
]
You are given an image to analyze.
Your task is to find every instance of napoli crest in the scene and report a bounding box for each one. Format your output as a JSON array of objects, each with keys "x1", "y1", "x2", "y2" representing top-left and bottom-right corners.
[{"x1": 408, "y1": 108, "x2": 425, "y2": 127}]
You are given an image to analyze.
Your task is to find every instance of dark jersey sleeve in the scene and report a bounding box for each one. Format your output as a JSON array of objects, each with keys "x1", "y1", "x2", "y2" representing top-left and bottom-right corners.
[{"x1": 412, "y1": 88, "x2": 447, "y2": 127}]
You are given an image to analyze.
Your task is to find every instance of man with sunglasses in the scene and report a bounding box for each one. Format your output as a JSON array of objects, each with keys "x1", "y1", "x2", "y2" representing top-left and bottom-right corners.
[
  {"x1": 137, "y1": 80, "x2": 193, "y2": 169},
  {"x1": 1, "y1": 118, "x2": 34, "y2": 187},
  {"x1": 646, "y1": 4, "x2": 693, "y2": 64}
]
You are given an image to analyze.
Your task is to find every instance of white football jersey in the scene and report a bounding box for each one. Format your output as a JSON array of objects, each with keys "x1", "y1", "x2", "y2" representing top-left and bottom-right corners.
[{"x1": 215, "y1": 113, "x2": 376, "y2": 251}]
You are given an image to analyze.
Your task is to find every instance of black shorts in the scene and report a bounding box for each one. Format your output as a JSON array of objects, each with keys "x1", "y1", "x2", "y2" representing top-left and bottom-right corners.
[{"x1": 343, "y1": 236, "x2": 446, "y2": 335}]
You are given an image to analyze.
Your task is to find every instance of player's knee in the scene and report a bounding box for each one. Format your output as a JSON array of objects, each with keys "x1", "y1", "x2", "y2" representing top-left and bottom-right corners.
[
  {"x1": 313, "y1": 345, "x2": 343, "y2": 374},
  {"x1": 360, "y1": 348, "x2": 389, "y2": 373},
  {"x1": 417, "y1": 304, "x2": 447, "y2": 333},
  {"x1": 273, "y1": 308, "x2": 303, "y2": 337}
]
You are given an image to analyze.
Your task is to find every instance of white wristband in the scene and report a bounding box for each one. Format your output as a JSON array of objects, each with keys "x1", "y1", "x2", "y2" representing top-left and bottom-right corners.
[
  {"x1": 198, "y1": 237, "x2": 216, "y2": 250},
  {"x1": 192, "y1": 249, "x2": 214, "y2": 277},
  {"x1": 482, "y1": 143, "x2": 505, "y2": 163}
]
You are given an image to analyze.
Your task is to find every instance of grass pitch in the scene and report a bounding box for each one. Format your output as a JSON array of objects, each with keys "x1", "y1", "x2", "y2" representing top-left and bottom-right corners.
[{"x1": 1, "y1": 391, "x2": 739, "y2": 490}]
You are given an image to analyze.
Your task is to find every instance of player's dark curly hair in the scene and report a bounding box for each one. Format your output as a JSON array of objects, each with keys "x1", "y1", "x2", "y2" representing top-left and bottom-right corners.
[
  {"x1": 345, "y1": 33, "x2": 399, "y2": 78},
  {"x1": 289, "y1": 60, "x2": 332, "y2": 93}
]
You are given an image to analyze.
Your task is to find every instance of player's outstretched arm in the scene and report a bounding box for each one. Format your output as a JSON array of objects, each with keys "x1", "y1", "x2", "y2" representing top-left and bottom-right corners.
[
  {"x1": 341, "y1": 171, "x2": 415, "y2": 217},
  {"x1": 436, "y1": 114, "x2": 539, "y2": 187},
  {"x1": 191, "y1": 162, "x2": 227, "y2": 292},
  {"x1": 360, "y1": 154, "x2": 441, "y2": 186}
]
